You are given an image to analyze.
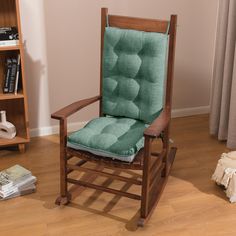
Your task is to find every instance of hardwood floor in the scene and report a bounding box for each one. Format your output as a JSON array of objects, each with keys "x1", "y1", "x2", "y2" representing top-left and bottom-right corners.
[{"x1": 0, "y1": 115, "x2": 233, "y2": 236}]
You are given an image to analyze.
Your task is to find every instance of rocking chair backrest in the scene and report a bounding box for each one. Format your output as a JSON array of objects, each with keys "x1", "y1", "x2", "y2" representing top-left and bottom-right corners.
[{"x1": 100, "y1": 8, "x2": 177, "y2": 124}]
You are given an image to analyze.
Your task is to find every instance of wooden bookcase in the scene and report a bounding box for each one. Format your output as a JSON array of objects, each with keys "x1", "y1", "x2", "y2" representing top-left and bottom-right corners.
[{"x1": 0, "y1": 0, "x2": 29, "y2": 153}]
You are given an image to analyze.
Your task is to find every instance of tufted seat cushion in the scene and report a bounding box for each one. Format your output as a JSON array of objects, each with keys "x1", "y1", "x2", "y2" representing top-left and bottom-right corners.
[
  {"x1": 67, "y1": 117, "x2": 148, "y2": 162},
  {"x1": 102, "y1": 27, "x2": 168, "y2": 124}
]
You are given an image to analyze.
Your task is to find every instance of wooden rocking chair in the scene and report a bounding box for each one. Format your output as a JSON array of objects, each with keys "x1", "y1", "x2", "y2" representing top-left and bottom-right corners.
[{"x1": 52, "y1": 8, "x2": 177, "y2": 227}]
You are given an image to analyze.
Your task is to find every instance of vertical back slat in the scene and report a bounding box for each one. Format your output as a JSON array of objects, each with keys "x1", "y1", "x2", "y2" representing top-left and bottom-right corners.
[
  {"x1": 99, "y1": 8, "x2": 108, "y2": 116},
  {"x1": 165, "y1": 15, "x2": 177, "y2": 109}
]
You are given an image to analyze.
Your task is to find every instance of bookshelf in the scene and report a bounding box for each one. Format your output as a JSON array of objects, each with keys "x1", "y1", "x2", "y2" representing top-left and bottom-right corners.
[{"x1": 0, "y1": 0, "x2": 29, "y2": 153}]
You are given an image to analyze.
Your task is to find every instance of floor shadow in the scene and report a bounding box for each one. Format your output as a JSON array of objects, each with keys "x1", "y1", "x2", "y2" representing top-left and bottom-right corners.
[
  {"x1": 71, "y1": 167, "x2": 141, "y2": 231},
  {"x1": 168, "y1": 117, "x2": 230, "y2": 202},
  {"x1": 0, "y1": 146, "x2": 19, "y2": 157},
  {"x1": 23, "y1": 40, "x2": 46, "y2": 130},
  {"x1": 42, "y1": 163, "x2": 142, "y2": 231}
]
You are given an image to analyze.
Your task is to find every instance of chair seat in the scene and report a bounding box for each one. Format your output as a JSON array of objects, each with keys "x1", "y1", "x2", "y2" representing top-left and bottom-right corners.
[{"x1": 67, "y1": 116, "x2": 148, "y2": 162}]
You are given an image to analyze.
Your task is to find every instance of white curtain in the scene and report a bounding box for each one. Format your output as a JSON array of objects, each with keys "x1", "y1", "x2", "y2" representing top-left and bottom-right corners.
[{"x1": 210, "y1": 0, "x2": 236, "y2": 149}]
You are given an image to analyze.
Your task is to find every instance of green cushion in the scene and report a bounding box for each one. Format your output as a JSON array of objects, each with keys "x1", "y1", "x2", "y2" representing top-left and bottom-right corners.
[
  {"x1": 102, "y1": 27, "x2": 168, "y2": 124},
  {"x1": 67, "y1": 117, "x2": 148, "y2": 162}
]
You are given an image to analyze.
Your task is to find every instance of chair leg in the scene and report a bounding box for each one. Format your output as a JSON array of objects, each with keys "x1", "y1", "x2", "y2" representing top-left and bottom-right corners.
[
  {"x1": 165, "y1": 147, "x2": 177, "y2": 176},
  {"x1": 138, "y1": 137, "x2": 151, "y2": 226},
  {"x1": 138, "y1": 130, "x2": 177, "y2": 227},
  {"x1": 162, "y1": 125, "x2": 177, "y2": 177},
  {"x1": 55, "y1": 119, "x2": 71, "y2": 205},
  {"x1": 162, "y1": 126, "x2": 170, "y2": 177},
  {"x1": 55, "y1": 150, "x2": 71, "y2": 205}
]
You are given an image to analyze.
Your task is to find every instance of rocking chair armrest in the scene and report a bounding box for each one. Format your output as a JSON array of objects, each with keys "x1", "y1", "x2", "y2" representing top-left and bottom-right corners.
[
  {"x1": 144, "y1": 107, "x2": 171, "y2": 138},
  {"x1": 51, "y1": 95, "x2": 101, "y2": 120}
]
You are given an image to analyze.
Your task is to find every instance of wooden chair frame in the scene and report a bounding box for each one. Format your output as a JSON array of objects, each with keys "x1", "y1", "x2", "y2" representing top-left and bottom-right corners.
[{"x1": 52, "y1": 8, "x2": 177, "y2": 227}]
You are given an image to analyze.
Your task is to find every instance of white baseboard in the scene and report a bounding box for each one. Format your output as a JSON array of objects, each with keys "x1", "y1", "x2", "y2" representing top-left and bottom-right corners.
[
  {"x1": 30, "y1": 121, "x2": 87, "y2": 137},
  {"x1": 30, "y1": 106, "x2": 209, "y2": 137},
  {"x1": 171, "y1": 105, "x2": 210, "y2": 118}
]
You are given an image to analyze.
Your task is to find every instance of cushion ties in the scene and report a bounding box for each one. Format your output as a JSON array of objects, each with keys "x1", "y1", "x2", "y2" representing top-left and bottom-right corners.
[{"x1": 166, "y1": 22, "x2": 170, "y2": 35}]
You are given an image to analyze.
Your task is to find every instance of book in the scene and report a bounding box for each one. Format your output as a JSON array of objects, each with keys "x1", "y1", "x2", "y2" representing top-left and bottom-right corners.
[
  {"x1": 0, "y1": 173, "x2": 13, "y2": 191},
  {"x1": 0, "y1": 184, "x2": 36, "y2": 201},
  {"x1": 3, "y1": 59, "x2": 12, "y2": 93},
  {"x1": 14, "y1": 54, "x2": 21, "y2": 94},
  {"x1": 8, "y1": 58, "x2": 17, "y2": 93},
  {"x1": 14, "y1": 175, "x2": 37, "y2": 189},
  {"x1": 0, "y1": 165, "x2": 36, "y2": 200},
  {"x1": 0, "y1": 40, "x2": 19, "y2": 47},
  {"x1": 0, "y1": 165, "x2": 32, "y2": 185},
  {"x1": 0, "y1": 27, "x2": 18, "y2": 41},
  {"x1": 0, "y1": 175, "x2": 37, "y2": 198},
  {"x1": 0, "y1": 186, "x2": 18, "y2": 198}
]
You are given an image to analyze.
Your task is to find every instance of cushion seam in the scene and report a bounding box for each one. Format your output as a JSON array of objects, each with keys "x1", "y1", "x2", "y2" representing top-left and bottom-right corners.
[{"x1": 67, "y1": 140, "x2": 142, "y2": 158}]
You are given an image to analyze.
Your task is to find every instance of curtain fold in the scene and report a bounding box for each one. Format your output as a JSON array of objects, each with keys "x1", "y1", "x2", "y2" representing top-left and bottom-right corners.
[{"x1": 210, "y1": 0, "x2": 236, "y2": 149}]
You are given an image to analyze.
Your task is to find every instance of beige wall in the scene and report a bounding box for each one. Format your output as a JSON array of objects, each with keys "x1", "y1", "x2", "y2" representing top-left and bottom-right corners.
[{"x1": 19, "y1": 0, "x2": 218, "y2": 135}]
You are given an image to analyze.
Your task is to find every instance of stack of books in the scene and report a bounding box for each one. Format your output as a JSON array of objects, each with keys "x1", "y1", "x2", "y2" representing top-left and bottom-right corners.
[
  {"x1": 0, "y1": 27, "x2": 19, "y2": 47},
  {"x1": 3, "y1": 54, "x2": 21, "y2": 94},
  {"x1": 0, "y1": 165, "x2": 37, "y2": 200}
]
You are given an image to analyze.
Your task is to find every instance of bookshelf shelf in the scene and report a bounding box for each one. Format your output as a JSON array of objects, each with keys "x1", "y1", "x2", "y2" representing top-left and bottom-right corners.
[
  {"x1": 0, "y1": 45, "x2": 20, "y2": 51},
  {"x1": 0, "y1": 92, "x2": 24, "y2": 100},
  {"x1": 0, "y1": 0, "x2": 30, "y2": 153},
  {"x1": 0, "y1": 136, "x2": 29, "y2": 147}
]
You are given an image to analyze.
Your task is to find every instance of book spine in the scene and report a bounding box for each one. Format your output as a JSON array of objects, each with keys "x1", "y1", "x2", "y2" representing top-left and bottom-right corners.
[
  {"x1": 0, "y1": 173, "x2": 13, "y2": 191},
  {"x1": 8, "y1": 58, "x2": 17, "y2": 93},
  {"x1": 0, "y1": 40, "x2": 19, "y2": 47},
  {"x1": 14, "y1": 54, "x2": 21, "y2": 95},
  {"x1": 0, "y1": 27, "x2": 18, "y2": 40},
  {"x1": 0, "y1": 176, "x2": 36, "y2": 192},
  {"x1": 0, "y1": 183, "x2": 13, "y2": 191},
  {"x1": 0, "y1": 187, "x2": 18, "y2": 198},
  {"x1": 3, "y1": 59, "x2": 12, "y2": 93},
  {"x1": 0, "y1": 34, "x2": 11, "y2": 40},
  {"x1": 0, "y1": 187, "x2": 36, "y2": 201}
]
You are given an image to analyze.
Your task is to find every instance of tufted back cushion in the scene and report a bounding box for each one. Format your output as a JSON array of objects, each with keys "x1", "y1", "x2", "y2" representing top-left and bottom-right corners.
[{"x1": 102, "y1": 27, "x2": 169, "y2": 124}]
